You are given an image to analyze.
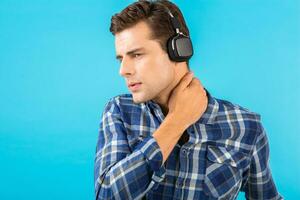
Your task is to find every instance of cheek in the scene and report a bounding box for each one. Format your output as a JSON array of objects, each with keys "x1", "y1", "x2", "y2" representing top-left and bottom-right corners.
[
  {"x1": 154, "y1": 58, "x2": 175, "y2": 82},
  {"x1": 144, "y1": 67, "x2": 174, "y2": 91},
  {"x1": 137, "y1": 53, "x2": 174, "y2": 87},
  {"x1": 148, "y1": 54, "x2": 173, "y2": 74}
]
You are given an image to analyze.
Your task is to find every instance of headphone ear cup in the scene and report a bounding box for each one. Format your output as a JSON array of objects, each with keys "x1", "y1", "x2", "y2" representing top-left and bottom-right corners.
[
  {"x1": 167, "y1": 34, "x2": 193, "y2": 62},
  {"x1": 167, "y1": 36, "x2": 177, "y2": 61},
  {"x1": 176, "y1": 36, "x2": 193, "y2": 61}
]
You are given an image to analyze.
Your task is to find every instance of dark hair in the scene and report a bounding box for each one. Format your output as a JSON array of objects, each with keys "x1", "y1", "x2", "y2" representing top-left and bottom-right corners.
[{"x1": 110, "y1": 0, "x2": 191, "y2": 67}]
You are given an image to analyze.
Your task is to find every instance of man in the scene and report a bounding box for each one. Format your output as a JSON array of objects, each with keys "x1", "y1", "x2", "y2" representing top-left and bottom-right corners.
[{"x1": 94, "y1": 0, "x2": 282, "y2": 199}]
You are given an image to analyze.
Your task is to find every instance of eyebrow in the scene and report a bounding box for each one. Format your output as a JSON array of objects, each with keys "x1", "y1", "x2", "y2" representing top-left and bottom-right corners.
[{"x1": 116, "y1": 47, "x2": 145, "y2": 60}]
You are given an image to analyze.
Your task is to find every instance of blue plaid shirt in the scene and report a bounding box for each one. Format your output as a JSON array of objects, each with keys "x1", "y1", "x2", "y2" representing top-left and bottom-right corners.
[{"x1": 94, "y1": 89, "x2": 282, "y2": 200}]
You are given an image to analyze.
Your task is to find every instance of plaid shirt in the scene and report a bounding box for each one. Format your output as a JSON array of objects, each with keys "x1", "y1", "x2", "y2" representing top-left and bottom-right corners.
[{"x1": 94, "y1": 89, "x2": 282, "y2": 200}]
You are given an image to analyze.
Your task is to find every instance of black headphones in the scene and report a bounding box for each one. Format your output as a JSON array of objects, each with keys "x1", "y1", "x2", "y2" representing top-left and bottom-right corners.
[
  {"x1": 164, "y1": 6, "x2": 193, "y2": 62},
  {"x1": 145, "y1": 0, "x2": 193, "y2": 62}
]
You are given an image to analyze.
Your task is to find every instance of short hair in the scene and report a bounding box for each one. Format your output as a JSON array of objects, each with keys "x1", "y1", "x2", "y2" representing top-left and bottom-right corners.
[{"x1": 110, "y1": 0, "x2": 191, "y2": 67}]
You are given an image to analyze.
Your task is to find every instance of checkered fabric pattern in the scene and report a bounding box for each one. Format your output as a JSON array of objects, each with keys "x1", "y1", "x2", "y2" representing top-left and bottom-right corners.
[{"x1": 94, "y1": 89, "x2": 283, "y2": 200}]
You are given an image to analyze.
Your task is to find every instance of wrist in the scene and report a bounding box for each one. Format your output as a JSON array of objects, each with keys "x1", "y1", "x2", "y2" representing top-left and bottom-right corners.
[{"x1": 165, "y1": 113, "x2": 189, "y2": 132}]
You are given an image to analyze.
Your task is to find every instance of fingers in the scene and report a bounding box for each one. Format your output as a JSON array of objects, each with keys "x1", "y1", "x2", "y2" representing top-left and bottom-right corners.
[
  {"x1": 189, "y1": 76, "x2": 203, "y2": 87},
  {"x1": 188, "y1": 77, "x2": 206, "y2": 94},
  {"x1": 176, "y1": 71, "x2": 194, "y2": 91}
]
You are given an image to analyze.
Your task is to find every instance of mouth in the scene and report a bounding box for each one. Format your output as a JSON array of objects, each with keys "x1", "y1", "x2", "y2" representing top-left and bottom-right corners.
[{"x1": 128, "y1": 82, "x2": 142, "y2": 92}]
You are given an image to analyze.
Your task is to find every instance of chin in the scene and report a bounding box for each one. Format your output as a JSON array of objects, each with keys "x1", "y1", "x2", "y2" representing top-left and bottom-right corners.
[
  {"x1": 132, "y1": 92, "x2": 153, "y2": 104},
  {"x1": 132, "y1": 95, "x2": 146, "y2": 104}
]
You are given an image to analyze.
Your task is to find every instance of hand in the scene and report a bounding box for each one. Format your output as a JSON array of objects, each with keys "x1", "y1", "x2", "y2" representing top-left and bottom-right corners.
[{"x1": 167, "y1": 72, "x2": 208, "y2": 129}]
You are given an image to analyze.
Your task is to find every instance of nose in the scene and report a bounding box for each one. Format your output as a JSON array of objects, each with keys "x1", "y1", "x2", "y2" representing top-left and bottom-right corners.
[{"x1": 119, "y1": 56, "x2": 135, "y2": 77}]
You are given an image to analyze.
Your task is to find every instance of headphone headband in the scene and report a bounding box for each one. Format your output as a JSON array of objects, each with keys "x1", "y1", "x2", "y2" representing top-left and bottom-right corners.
[{"x1": 164, "y1": 6, "x2": 181, "y2": 34}]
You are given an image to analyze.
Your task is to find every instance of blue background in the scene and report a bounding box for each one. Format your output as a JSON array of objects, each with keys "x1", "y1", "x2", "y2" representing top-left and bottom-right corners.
[{"x1": 0, "y1": 0, "x2": 299, "y2": 199}]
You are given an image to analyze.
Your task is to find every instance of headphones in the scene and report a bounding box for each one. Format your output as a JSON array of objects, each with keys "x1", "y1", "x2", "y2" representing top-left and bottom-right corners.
[
  {"x1": 164, "y1": 5, "x2": 194, "y2": 62},
  {"x1": 144, "y1": 0, "x2": 194, "y2": 62}
]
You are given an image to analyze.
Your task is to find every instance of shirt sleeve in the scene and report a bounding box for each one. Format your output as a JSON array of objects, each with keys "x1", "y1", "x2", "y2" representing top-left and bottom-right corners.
[
  {"x1": 241, "y1": 122, "x2": 283, "y2": 200},
  {"x1": 94, "y1": 98, "x2": 166, "y2": 200}
]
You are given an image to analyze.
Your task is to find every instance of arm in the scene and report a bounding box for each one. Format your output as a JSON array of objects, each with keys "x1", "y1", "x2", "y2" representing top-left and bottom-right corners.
[
  {"x1": 153, "y1": 113, "x2": 188, "y2": 164},
  {"x1": 241, "y1": 123, "x2": 283, "y2": 200},
  {"x1": 94, "y1": 72, "x2": 207, "y2": 199},
  {"x1": 94, "y1": 99, "x2": 184, "y2": 200},
  {"x1": 155, "y1": 72, "x2": 208, "y2": 164}
]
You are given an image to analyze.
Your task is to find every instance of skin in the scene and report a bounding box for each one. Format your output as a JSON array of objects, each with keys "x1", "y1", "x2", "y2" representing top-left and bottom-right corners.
[
  {"x1": 115, "y1": 21, "x2": 189, "y2": 115},
  {"x1": 115, "y1": 21, "x2": 208, "y2": 163}
]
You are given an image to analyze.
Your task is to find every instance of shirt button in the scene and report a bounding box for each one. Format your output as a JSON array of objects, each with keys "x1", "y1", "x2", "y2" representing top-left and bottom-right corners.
[
  {"x1": 181, "y1": 149, "x2": 188, "y2": 156},
  {"x1": 176, "y1": 180, "x2": 182, "y2": 187}
]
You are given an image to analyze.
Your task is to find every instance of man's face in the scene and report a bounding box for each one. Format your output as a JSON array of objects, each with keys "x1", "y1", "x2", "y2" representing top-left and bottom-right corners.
[{"x1": 115, "y1": 21, "x2": 175, "y2": 104}]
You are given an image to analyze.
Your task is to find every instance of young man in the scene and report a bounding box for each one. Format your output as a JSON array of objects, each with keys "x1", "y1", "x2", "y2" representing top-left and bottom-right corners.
[{"x1": 94, "y1": 0, "x2": 282, "y2": 199}]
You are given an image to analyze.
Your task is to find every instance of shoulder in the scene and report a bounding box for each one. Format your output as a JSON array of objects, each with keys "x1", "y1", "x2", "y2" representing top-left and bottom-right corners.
[
  {"x1": 215, "y1": 97, "x2": 262, "y2": 126},
  {"x1": 102, "y1": 93, "x2": 144, "y2": 116},
  {"x1": 105, "y1": 94, "x2": 134, "y2": 107},
  {"x1": 213, "y1": 97, "x2": 265, "y2": 149}
]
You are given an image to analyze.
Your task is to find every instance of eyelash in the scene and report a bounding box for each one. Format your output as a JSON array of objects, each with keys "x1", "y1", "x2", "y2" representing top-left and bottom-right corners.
[
  {"x1": 118, "y1": 53, "x2": 143, "y2": 63},
  {"x1": 133, "y1": 53, "x2": 142, "y2": 58}
]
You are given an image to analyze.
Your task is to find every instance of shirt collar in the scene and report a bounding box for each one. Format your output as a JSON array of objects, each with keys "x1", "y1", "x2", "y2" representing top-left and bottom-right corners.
[
  {"x1": 145, "y1": 88, "x2": 219, "y2": 125},
  {"x1": 197, "y1": 88, "x2": 219, "y2": 124}
]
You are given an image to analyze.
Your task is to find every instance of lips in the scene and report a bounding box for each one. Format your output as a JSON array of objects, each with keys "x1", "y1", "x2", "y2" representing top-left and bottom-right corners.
[
  {"x1": 127, "y1": 82, "x2": 142, "y2": 91},
  {"x1": 128, "y1": 82, "x2": 142, "y2": 87}
]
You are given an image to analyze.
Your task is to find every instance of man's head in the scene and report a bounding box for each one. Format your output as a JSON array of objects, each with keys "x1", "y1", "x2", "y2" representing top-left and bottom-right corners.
[{"x1": 110, "y1": 0, "x2": 191, "y2": 104}]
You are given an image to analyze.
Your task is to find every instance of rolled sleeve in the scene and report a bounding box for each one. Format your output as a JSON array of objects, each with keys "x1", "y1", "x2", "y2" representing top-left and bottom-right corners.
[
  {"x1": 136, "y1": 136, "x2": 166, "y2": 186},
  {"x1": 94, "y1": 99, "x2": 166, "y2": 200}
]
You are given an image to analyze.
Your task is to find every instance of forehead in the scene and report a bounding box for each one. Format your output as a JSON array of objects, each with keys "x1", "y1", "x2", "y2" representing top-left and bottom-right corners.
[{"x1": 115, "y1": 21, "x2": 155, "y2": 53}]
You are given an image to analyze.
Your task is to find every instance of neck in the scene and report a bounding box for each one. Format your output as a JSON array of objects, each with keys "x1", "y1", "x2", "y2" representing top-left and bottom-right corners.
[{"x1": 152, "y1": 62, "x2": 190, "y2": 116}]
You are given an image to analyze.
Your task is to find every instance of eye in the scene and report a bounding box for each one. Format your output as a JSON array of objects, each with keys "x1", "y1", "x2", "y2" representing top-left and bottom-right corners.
[
  {"x1": 134, "y1": 53, "x2": 142, "y2": 58},
  {"x1": 117, "y1": 58, "x2": 122, "y2": 63}
]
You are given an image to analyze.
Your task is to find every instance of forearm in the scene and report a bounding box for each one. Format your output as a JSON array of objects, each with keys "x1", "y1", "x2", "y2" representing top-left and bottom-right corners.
[
  {"x1": 95, "y1": 103, "x2": 188, "y2": 199},
  {"x1": 153, "y1": 113, "x2": 188, "y2": 164}
]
